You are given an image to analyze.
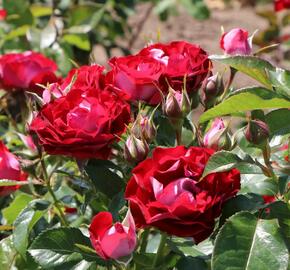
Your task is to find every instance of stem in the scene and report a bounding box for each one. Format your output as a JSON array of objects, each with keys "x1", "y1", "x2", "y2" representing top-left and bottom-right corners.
[
  {"x1": 220, "y1": 67, "x2": 237, "y2": 101},
  {"x1": 128, "y1": 3, "x2": 154, "y2": 50},
  {"x1": 175, "y1": 129, "x2": 182, "y2": 146},
  {"x1": 152, "y1": 233, "x2": 167, "y2": 268},
  {"x1": 40, "y1": 156, "x2": 69, "y2": 226},
  {"x1": 139, "y1": 228, "x2": 150, "y2": 253}
]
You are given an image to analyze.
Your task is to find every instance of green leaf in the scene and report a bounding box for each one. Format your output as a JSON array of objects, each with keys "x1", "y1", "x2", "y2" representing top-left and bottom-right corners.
[
  {"x1": 3, "y1": 193, "x2": 33, "y2": 225},
  {"x1": 267, "y1": 68, "x2": 290, "y2": 98},
  {"x1": 241, "y1": 174, "x2": 278, "y2": 195},
  {"x1": 176, "y1": 256, "x2": 208, "y2": 270},
  {"x1": 13, "y1": 199, "x2": 50, "y2": 258},
  {"x1": 209, "y1": 55, "x2": 275, "y2": 88},
  {"x1": 265, "y1": 109, "x2": 290, "y2": 137},
  {"x1": 200, "y1": 87, "x2": 290, "y2": 123},
  {"x1": 30, "y1": 5, "x2": 52, "y2": 17},
  {"x1": 202, "y1": 151, "x2": 260, "y2": 178},
  {"x1": 0, "y1": 179, "x2": 29, "y2": 186},
  {"x1": 0, "y1": 236, "x2": 17, "y2": 270},
  {"x1": 63, "y1": 34, "x2": 90, "y2": 51},
  {"x1": 85, "y1": 159, "x2": 124, "y2": 197},
  {"x1": 212, "y1": 212, "x2": 289, "y2": 270},
  {"x1": 29, "y1": 227, "x2": 106, "y2": 269}
]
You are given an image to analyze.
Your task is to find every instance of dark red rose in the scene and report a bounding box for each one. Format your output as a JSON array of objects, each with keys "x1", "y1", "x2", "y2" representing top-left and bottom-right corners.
[
  {"x1": 30, "y1": 86, "x2": 131, "y2": 159},
  {"x1": 139, "y1": 41, "x2": 211, "y2": 93},
  {"x1": 275, "y1": 0, "x2": 290, "y2": 11},
  {"x1": 106, "y1": 55, "x2": 165, "y2": 105},
  {"x1": 125, "y1": 146, "x2": 240, "y2": 243},
  {"x1": 0, "y1": 51, "x2": 58, "y2": 93},
  {"x1": 0, "y1": 141, "x2": 27, "y2": 196}
]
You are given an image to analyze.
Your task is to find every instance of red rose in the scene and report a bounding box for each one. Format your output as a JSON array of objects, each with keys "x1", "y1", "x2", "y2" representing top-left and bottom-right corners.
[
  {"x1": 0, "y1": 9, "x2": 7, "y2": 20},
  {"x1": 125, "y1": 146, "x2": 240, "y2": 243},
  {"x1": 30, "y1": 86, "x2": 131, "y2": 159},
  {"x1": 220, "y1": 28, "x2": 252, "y2": 55},
  {"x1": 61, "y1": 64, "x2": 105, "y2": 93},
  {"x1": 106, "y1": 55, "x2": 165, "y2": 105},
  {"x1": 275, "y1": 0, "x2": 290, "y2": 11},
  {"x1": 42, "y1": 65, "x2": 105, "y2": 103},
  {"x1": 0, "y1": 141, "x2": 27, "y2": 196},
  {"x1": 0, "y1": 51, "x2": 58, "y2": 93},
  {"x1": 139, "y1": 41, "x2": 211, "y2": 93}
]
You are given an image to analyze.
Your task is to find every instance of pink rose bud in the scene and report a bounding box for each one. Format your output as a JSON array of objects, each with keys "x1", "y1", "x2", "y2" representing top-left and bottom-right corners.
[
  {"x1": 42, "y1": 83, "x2": 64, "y2": 104},
  {"x1": 163, "y1": 88, "x2": 191, "y2": 119},
  {"x1": 204, "y1": 73, "x2": 224, "y2": 97},
  {"x1": 131, "y1": 113, "x2": 157, "y2": 143},
  {"x1": 203, "y1": 118, "x2": 233, "y2": 151},
  {"x1": 124, "y1": 134, "x2": 149, "y2": 164},
  {"x1": 220, "y1": 28, "x2": 252, "y2": 55},
  {"x1": 17, "y1": 133, "x2": 37, "y2": 151},
  {"x1": 89, "y1": 211, "x2": 137, "y2": 260},
  {"x1": 0, "y1": 141, "x2": 27, "y2": 196},
  {"x1": 245, "y1": 119, "x2": 269, "y2": 145}
]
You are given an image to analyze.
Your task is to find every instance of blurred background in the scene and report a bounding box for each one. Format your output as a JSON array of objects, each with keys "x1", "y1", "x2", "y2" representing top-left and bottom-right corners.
[{"x1": 0, "y1": 0, "x2": 289, "y2": 87}]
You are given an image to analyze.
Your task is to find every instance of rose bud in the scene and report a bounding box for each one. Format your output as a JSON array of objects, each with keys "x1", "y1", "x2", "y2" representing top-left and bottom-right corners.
[
  {"x1": 89, "y1": 211, "x2": 137, "y2": 260},
  {"x1": 126, "y1": 146, "x2": 240, "y2": 243},
  {"x1": 0, "y1": 9, "x2": 7, "y2": 20},
  {"x1": 275, "y1": 0, "x2": 290, "y2": 11},
  {"x1": 0, "y1": 141, "x2": 27, "y2": 196},
  {"x1": 0, "y1": 51, "x2": 58, "y2": 93},
  {"x1": 163, "y1": 88, "x2": 191, "y2": 119},
  {"x1": 131, "y1": 113, "x2": 157, "y2": 143},
  {"x1": 204, "y1": 73, "x2": 224, "y2": 97},
  {"x1": 220, "y1": 28, "x2": 252, "y2": 55},
  {"x1": 124, "y1": 134, "x2": 149, "y2": 164},
  {"x1": 203, "y1": 118, "x2": 233, "y2": 151},
  {"x1": 245, "y1": 119, "x2": 270, "y2": 145}
]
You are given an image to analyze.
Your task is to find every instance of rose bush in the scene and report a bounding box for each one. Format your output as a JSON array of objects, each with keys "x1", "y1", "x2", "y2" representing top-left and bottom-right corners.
[{"x1": 126, "y1": 146, "x2": 240, "y2": 243}]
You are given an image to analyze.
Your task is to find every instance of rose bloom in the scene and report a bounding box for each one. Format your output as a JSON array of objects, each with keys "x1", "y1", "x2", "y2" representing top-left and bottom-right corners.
[
  {"x1": 0, "y1": 51, "x2": 58, "y2": 93},
  {"x1": 126, "y1": 146, "x2": 240, "y2": 243},
  {"x1": 0, "y1": 141, "x2": 27, "y2": 196},
  {"x1": 0, "y1": 9, "x2": 7, "y2": 20},
  {"x1": 220, "y1": 28, "x2": 252, "y2": 55},
  {"x1": 275, "y1": 0, "x2": 290, "y2": 11},
  {"x1": 139, "y1": 41, "x2": 211, "y2": 93},
  {"x1": 106, "y1": 55, "x2": 165, "y2": 105},
  {"x1": 89, "y1": 211, "x2": 137, "y2": 260},
  {"x1": 30, "y1": 86, "x2": 131, "y2": 159},
  {"x1": 42, "y1": 65, "x2": 105, "y2": 103}
]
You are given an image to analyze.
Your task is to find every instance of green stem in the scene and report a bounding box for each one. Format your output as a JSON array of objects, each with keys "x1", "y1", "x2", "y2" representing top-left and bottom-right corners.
[
  {"x1": 139, "y1": 228, "x2": 150, "y2": 253},
  {"x1": 220, "y1": 67, "x2": 237, "y2": 101},
  {"x1": 152, "y1": 233, "x2": 167, "y2": 268},
  {"x1": 40, "y1": 157, "x2": 69, "y2": 226},
  {"x1": 175, "y1": 128, "x2": 182, "y2": 146},
  {"x1": 262, "y1": 142, "x2": 278, "y2": 181}
]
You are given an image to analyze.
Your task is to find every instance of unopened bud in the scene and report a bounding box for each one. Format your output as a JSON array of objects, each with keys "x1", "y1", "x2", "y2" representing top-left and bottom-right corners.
[
  {"x1": 124, "y1": 135, "x2": 149, "y2": 164},
  {"x1": 131, "y1": 114, "x2": 157, "y2": 143},
  {"x1": 163, "y1": 88, "x2": 191, "y2": 119},
  {"x1": 203, "y1": 118, "x2": 234, "y2": 151},
  {"x1": 205, "y1": 74, "x2": 224, "y2": 97},
  {"x1": 245, "y1": 119, "x2": 269, "y2": 145}
]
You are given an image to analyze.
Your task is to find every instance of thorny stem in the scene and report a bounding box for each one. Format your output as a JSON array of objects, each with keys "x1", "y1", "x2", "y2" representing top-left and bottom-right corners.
[
  {"x1": 139, "y1": 228, "x2": 150, "y2": 253},
  {"x1": 40, "y1": 153, "x2": 69, "y2": 226}
]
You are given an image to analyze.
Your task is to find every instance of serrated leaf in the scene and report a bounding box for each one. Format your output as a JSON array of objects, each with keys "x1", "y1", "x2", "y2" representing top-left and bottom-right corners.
[
  {"x1": 3, "y1": 193, "x2": 33, "y2": 224},
  {"x1": 85, "y1": 159, "x2": 124, "y2": 197},
  {"x1": 13, "y1": 199, "x2": 50, "y2": 258},
  {"x1": 209, "y1": 55, "x2": 275, "y2": 88},
  {"x1": 202, "y1": 151, "x2": 259, "y2": 178},
  {"x1": 200, "y1": 87, "x2": 290, "y2": 123},
  {"x1": 212, "y1": 212, "x2": 289, "y2": 270},
  {"x1": 0, "y1": 236, "x2": 17, "y2": 270},
  {"x1": 29, "y1": 227, "x2": 106, "y2": 269},
  {"x1": 265, "y1": 109, "x2": 290, "y2": 137}
]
